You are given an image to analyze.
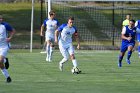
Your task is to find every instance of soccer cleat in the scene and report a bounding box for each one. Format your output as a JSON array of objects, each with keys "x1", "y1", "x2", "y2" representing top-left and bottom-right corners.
[
  {"x1": 118, "y1": 62, "x2": 122, "y2": 67},
  {"x1": 126, "y1": 59, "x2": 131, "y2": 64},
  {"x1": 138, "y1": 53, "x2": 140, "y2": 58},
  {"x1": 59, "y1": 63, "x2": 63, "y2": 71},
  {"x1": 48, "y1": 58, "x2": 52, "y2": 62},
  {"x1": 6, "y1": 77, "x2": 12, "y2": 83},
  {"x1": 48, "y1": 60, "x2": 52, "y2": 62},
  {"x1": 46, "y1": 57, "x2": 49, "y2": 62},
  {"x1": 5, "y1": 58, "x2": 9, "y2": 69}
]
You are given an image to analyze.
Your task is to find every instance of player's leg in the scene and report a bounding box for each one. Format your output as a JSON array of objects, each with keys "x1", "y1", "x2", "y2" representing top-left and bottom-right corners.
[
  {"x1": 138, "y1": 42, "x2": 140, "y2": 58},
  {"x1": 137, "y1": 33, "x2": 140, "y2": 58},
  {"x1": 45, "y1": 32, "x2": 51, "y2": 62},
  {"x1": 0, "y1": 49, "x2": 11, "y2": 83},
  {"x1": 49, "y1": 44, "x2": 53, "y2": 62},
  {"x1": 126, "y1": 44, "x2": 134, "y2": 64},
  {"x1": 118, "y1": 52, "x2": 125, "y2": 67},
  {"x1": 49, "y1": 38, "x2": 55, "y2": 62},
  {"x1": 59, "y1": 45, "x2": 69, "y2": 71},
  {"x1": 45, "y1": 38, "x2": 52, "y2": 62},
  {"x1": 45, "y1": 41, "x2": 50, "y2": 61},
  {"x1": 68, "y1": 45, "x2": 81, "y2": 73},
  {"x1": 118, "y1": 42, "x2": 127, "y2": 67},
  {"x1": 68, "y1": 44, "x2": 78, "y2": 68},
  {"x1": 3, "y1": 58, "x2": 9, "y2": 69}
]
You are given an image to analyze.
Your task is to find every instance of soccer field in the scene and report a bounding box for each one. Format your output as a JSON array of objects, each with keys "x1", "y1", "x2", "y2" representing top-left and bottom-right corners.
[{"x1": 0, "y1": 49, "x2": 140, "y2": 93}]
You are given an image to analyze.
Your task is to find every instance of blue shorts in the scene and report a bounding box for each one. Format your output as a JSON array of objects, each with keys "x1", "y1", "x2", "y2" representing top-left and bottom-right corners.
[
  {"x1": 137, "y1": 33, "x2": 140, "y2": 42},
  {"x1": 120, "y1": 41, "x2": 135, "y2": 52}
]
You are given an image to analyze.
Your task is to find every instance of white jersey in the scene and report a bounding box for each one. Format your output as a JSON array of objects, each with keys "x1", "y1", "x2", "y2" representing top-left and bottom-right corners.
[
  {"x1": 0, "y1": 22, "x2": 12, "y2": 48},
  {"x1": 43, "y1": 18, "x2": 59, "y2": 36},
  {"x1": 57, "y1": 24, "x2": 77, "y2": 46},
  {"x1": 0, "y1": 22, "x2": 13, "y2": 57}
]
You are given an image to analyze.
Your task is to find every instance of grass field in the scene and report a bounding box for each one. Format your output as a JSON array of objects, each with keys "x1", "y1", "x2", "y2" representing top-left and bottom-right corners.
[{"x1": 0, "y1": 49, "x2": 140, "y2": 93}]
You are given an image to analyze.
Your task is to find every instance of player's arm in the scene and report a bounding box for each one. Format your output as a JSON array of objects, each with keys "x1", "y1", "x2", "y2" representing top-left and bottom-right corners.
[
  {"x1": 5, "y1": 23, "x2": 16, "y2": 42},
  {"x1": 121, "y1": 27, "x2": 132, "y2": 41},
  {"x1": 40, "y1": 24, "x2": 44, "y2": 36},
  {"x1": 135, "y1": 21, "x2": 138, "y2": 27},
  {"x1": 74, "y1": 32, "x2": 80, "y2": 49},
  {"x1": 7, "y1": 28, "x2": 16, "y2": 42},
  {"x1": 55, "y1": 24, "x2": 65, "y2": 44},
  {"x1": 55, "y1": 30, "x2": 59, "y2": 44}
]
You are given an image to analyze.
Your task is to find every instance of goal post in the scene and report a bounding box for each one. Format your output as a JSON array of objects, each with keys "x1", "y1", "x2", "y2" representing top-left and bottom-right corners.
[{"x1": 29, "y1": 0, "x2": 140, "y2": 51}]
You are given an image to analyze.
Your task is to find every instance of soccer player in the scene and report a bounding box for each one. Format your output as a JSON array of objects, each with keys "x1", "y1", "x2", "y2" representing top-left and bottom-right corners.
[
  {"x1": 122, "y1": 14, "x2": 132, "y2": 28},
  {"x1": 118, "y1": 19, "x2": 136, "y2": 67},
  {"x1": 40, "y1": 10, "x2": 59, "y2": 62},
  {"x1": 135, "y1": 20, "x2": 140, "y2": 58},
  {"x1": 55, "y1": 16, "x2": 80, "y2": 72},
  {"x1": 0, "y1": 15, "x2": 15, "y2": 82}
]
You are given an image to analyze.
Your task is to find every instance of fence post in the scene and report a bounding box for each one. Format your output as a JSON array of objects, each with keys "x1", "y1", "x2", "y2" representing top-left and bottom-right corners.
[{"x1": 112, "y1": 1, "x2": 115, "y2": 46}]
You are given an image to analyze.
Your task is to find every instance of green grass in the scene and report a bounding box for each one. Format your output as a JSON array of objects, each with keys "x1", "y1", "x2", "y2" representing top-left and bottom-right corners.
[{"x1": 0, "y1": 49, "x2": 140, "y2": 93}]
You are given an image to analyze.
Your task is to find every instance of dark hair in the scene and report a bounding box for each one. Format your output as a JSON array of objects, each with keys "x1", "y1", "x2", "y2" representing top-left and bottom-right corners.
[
  {"x1": 68, "y1": 16, "x2": 74, "y2": 20},
  {"x1": 130, "y1": 19, "x2": 135, "y2": 23},
  {"x1": 49, "y1": 10, "x2": 55, "y2": 15}
]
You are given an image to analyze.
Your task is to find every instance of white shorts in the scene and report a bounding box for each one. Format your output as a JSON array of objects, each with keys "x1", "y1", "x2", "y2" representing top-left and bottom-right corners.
[
  {"x1": 0, "y1": 46, "x2": 9, "y2": 57},
  {"x1": 45, "y1": 32, "x2": 54, "y2": 42},
  {"x1": 59, "y1": 43, "x2": 74, "y2": 59}
]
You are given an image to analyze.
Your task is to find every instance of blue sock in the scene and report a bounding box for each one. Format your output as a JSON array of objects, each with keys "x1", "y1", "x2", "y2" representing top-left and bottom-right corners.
[
  {"x1": 118, "y1": 55, "x2": 123, "y2": 63},
  {"x1": 127, "y1": 51, "x2": 132, "y2": 60}
]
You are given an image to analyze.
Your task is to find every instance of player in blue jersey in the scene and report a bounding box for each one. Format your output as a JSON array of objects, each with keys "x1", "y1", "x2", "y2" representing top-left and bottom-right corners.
[
  {"x1": 40, "y1": 10, "x2": 59, "y2": 62},
  {"x1": 0, "y1": 15, "x2": 15, "y2": 82},
  {"x1": 55, "y1": 16, "x2": 81, "y2": 72},
  {"x1": 135, "y1": 20, "x2": 140, "y2": 58},
  {"x1": 118, "y1": 19, "x2": 136, "y2": 67}
]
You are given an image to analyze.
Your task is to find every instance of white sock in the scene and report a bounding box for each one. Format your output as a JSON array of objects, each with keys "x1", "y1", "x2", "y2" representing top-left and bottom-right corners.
[
  {"x1": 49, "y1": 47, "x2": 53, "y2": 60},
  {"x1": 1, "y1": 68, "x2": 9, "y2": 78},
  {"x1": 46, "y1": 44, "x2": 50, "y2": 59},
  {"x1": 60, "y1": 58, "x2": 68, "y2": 64},
  {"x1": 72, "y1": 59, "x2": 77, "y2": 68},
  {"x1": 3, "y1": 58, "x2": 6, "y2": 64}
]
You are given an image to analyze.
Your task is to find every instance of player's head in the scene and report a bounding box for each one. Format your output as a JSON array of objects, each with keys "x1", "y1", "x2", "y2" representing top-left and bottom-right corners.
[
  {"x1": 126, "y1": 14, "x2": 131, "y2": 20},
  {"x1": 68, "y1": 16, "x2": 74, "y2": 27},
  {"x1": 0, "y1": 15, "x2": 3, "y2": 23},
  {"x1": 49, "y1": 10, "x2": 56, "y2": 19},
  {"x1": 129, "y1": 19, "x2": 135, "y2": 28}
]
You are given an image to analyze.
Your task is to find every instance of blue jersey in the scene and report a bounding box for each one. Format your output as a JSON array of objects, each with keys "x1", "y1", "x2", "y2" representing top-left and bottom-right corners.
[
  {"x1": 120, "y1": 26, "x2": 136, "y2": 52},
  {"x1": 57, "y1": 23, "x2": 77, "y2": 45},
  {"x1": 135, "y1": 20, "x2": 140, "y2": 29},
  {"x1": 122, "y1": 26, "x2": 136, "y2": 43}
]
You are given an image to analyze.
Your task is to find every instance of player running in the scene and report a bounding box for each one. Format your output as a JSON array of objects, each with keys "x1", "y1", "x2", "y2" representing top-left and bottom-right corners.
[
  {"x1": 118, "y1": 19, "x2": 136, "y2": 67},
  {"x1": 0, "y1": 15, "x2": 15, "y2": 82},
  {"x1": 55, "y1": 16, "x2": 81, "y2": 72},
  {"x1": 135, "y1": 20, "x2": 140, "y2": 58},
  {"x1": 40, "y1": 10, "x2": 59, "y2": 62}
]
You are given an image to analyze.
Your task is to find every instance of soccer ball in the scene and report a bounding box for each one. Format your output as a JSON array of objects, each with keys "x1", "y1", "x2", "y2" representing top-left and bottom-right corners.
[{"x1": 71, "y1": 67, "x2": 81, "y2": 74}]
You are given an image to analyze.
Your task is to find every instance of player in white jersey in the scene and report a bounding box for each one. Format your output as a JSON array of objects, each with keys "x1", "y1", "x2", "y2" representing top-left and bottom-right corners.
[
  {"x1": 0, "y1": 15, "x2": 15, "y2": 83},
  {"x1": 40, "y1": 10, "x2": 59, "y2": 62},
  {"x1": 135, "y1": 20, "x2": 140, "y2": 58},
  {"x1": 55, "y1": 16, "x2": 81, "y2": 72}
]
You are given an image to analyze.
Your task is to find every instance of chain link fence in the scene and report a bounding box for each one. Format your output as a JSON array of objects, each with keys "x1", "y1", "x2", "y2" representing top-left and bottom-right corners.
[{"x1": 0, "y1": 1, "x2": 140, "y2": 50}]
